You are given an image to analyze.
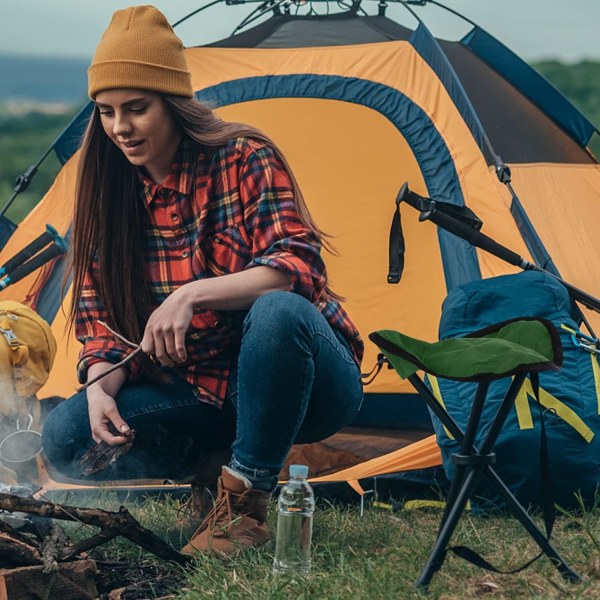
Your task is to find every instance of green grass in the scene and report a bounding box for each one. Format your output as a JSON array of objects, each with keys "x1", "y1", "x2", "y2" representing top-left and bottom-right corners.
[{"x1": 51, "y1": 490, "x2": 600, "y2": 599}]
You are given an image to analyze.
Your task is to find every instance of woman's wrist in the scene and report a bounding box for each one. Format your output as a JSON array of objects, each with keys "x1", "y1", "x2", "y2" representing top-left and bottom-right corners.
[
  {"x1": 85, "y1": 362, "x2": 127, "y2": 399},
  {"x1": 176, "y1": 280, "x2": 203, "y2": 309},
  {"x1": 86, "y1": 384, "x2": 110, "y2": 402}
]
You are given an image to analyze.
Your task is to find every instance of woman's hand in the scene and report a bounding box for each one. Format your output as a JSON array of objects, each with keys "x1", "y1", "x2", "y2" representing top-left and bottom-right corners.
[
  {"x1": 88, "y1": 391, "x2": 131, "y2": 445},
  {"x1": 141, "y1": 268, "x2": 290, "y2": 366},
  {"x1": 141, "y1": 286, "x2": 194, "y2": 366}
]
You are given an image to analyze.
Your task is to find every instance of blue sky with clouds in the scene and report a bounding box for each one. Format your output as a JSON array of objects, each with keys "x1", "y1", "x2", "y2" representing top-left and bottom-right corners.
[{"x1": 1, "y1": 0, "x2": 599, "y2": 62}]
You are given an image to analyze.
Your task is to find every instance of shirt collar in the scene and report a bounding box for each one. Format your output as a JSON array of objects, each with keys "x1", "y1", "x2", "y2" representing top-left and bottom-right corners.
[{"x1": 138, "y1": 138, "x2": 197, "y2": 205}]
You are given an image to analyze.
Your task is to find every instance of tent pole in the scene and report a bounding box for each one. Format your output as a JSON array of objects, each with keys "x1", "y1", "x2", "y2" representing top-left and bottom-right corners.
[
  {"x1": 171, "y1": 0, "x2": 228, "y2": 28},
  {"x1": 0, "y1": 146, "x2": 54, "y2": 218}
]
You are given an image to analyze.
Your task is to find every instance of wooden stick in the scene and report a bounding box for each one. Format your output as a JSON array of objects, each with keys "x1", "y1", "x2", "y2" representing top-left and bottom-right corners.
[
  {"x1": 0, "y1": 493, "x2": 191, "y2": 565},
  {"x1": 76, "y1": 346, "x2": 144, "y2": 392},
  {"x1": 76, "y1": 321, "x2": 145, "y2": 392},
  {"x1": 60, "y1": 528, "x2": 119, "y2": 561}
]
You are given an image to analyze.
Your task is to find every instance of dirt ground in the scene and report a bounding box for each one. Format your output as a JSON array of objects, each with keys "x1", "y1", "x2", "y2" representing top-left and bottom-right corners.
[{"x1": 95, "y1": 557, "x2": 184, "y2": 599}]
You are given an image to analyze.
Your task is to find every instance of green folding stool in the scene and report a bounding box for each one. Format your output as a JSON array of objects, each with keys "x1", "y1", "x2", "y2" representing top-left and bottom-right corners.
[{"x1": 369, "y1": 317, "x2": 582, "y2": 589}]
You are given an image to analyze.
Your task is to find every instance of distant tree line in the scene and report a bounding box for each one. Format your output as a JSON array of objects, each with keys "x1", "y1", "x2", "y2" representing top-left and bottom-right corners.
[{"x1": 0, "y1": 60, "x2": 599, "y2": 224}]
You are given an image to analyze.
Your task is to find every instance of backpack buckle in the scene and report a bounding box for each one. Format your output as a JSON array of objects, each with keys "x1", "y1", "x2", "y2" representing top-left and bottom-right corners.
[{"x1": 0, "y1": 326, "x2": 21, "y2": 348}]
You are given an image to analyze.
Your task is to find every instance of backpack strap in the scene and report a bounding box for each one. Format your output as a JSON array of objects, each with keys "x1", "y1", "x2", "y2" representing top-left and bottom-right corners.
[{"x1": 0, "y1": 314, "x2": 31, "y2": 400}]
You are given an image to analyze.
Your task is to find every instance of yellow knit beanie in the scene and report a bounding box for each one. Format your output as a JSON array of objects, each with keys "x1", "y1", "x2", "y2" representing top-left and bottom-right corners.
[{"x1": 88, "y1": 5, "x2": 193, "y2": 99}]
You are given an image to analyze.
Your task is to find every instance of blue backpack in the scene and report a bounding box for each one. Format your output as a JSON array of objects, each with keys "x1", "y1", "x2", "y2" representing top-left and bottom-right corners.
[{"x1": 428, "y1": 270, "x2": 600, "y2": 509}]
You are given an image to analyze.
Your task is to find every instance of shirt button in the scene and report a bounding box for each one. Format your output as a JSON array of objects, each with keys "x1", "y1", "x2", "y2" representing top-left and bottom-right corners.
[
  {"x1": 182, "y1": 251, "x2": 190, "y2": 258},
  {"x1": 171, "y1": 213, "x2": 178, "y2": 221}
]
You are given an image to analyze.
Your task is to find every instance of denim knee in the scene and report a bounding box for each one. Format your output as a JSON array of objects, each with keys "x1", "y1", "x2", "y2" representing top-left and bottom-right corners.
[
  {"x1": 41, "y1": 395, "x2": 89, "y2": 469},
  {"x1": 243, "y1": 291, "x2": 314, "y2": 340}
]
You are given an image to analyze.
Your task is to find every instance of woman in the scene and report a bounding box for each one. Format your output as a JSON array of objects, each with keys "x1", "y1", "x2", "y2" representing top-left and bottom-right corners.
[{"x1": 41, "y1": 5, "x2": 363, "y2": 555}]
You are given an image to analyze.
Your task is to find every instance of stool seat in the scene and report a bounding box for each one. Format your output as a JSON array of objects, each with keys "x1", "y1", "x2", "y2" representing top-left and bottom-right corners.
[
  {"x1": 369, "y1": 317, "x2": 579, "y2": 589},
  {"x1": 370, "y1": 317, "x2": 562, "y2": 381}
]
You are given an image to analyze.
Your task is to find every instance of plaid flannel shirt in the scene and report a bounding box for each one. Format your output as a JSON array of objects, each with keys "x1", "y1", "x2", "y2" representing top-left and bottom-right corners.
[{"x1": 76, "y1": 137, "x2": 364, "y2": 407}]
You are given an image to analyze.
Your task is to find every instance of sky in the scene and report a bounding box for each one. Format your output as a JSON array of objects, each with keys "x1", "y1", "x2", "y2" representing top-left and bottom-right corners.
[{"x1": 0, "y1": 0, "x2": 599, "y2": 63}]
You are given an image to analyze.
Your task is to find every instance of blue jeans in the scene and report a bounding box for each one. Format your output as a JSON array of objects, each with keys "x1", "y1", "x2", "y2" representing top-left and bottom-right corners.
[{"x1": 42, "y1": 292, "x2": 363, "y2": 485}]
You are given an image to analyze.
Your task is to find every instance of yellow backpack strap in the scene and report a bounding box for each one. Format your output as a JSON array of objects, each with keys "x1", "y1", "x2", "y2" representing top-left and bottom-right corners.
[
  {"x1": 426, "y1": 374, "x2": 455, "y2": 440},
  {"x1": 0, "y1": 315, "x2": 29, "y2": 365},
  {"x1": 590, "y1": 354, "x2": 600, "y2": 415},
  {"x1": 537, "y1": 385, "x2": 595, "y2": 443},
  {"x1": 0, "y1": 314, "x2": 30, "y2": 401},
  {"x1": 514, "y1": 382, "x2": 534, "y2": 430}
]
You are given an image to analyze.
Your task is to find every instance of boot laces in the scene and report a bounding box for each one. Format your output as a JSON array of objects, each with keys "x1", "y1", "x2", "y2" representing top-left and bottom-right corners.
[{"x1": 194, "y1": 485, "x2": 250, "y2": 539}]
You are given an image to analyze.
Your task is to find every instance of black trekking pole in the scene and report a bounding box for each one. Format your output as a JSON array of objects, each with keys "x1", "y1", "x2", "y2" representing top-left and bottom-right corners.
[
  {"x1": 389, "y1": 182, "x2": 600, "y2": 316},
  {"x1": 0, "y1": 226, "x2": 68, "y2": 291}
]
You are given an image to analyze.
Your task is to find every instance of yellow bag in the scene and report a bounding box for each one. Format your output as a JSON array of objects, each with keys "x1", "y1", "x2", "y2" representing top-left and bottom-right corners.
[{"x1": 0, "y1": 301, "x2": 57, "y2": 411}]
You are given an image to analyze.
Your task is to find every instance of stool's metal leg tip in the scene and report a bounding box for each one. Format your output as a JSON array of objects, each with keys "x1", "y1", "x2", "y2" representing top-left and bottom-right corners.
[
  {"x1": 414, "y1": 568, "x2": 437, "y2": 591},
  {"x1": 559, "y1": 565, "x2": 583, "y2": 584},
  {"x1": 548, "y1": 556, "x2": 583, "y2": 584}
]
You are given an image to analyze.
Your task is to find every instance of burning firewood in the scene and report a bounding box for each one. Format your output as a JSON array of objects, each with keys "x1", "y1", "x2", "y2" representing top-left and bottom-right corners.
[{"x1": 78, "y1": 429, "x2": 136, "y2": 476}]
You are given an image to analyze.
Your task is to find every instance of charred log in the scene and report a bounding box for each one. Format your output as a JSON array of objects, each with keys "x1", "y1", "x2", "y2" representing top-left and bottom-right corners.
[{"x1": 0, "y1": 530, "x2": 41, "y2": 567}]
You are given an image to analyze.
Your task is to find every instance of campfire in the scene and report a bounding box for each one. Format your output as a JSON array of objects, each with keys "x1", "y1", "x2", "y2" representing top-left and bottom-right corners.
[{"x1": 0, "y1": 489, "x2": 191, "y2": 599}]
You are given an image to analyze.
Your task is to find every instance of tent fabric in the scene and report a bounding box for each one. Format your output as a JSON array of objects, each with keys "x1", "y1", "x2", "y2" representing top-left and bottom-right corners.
[
  {"x1": 1, "y1": 10, "x2": 599, "y2": 491},
  {"x1": 53, "y1": 104, "x2": 93, "y2": 166},
  {"x1": 440, "y1": 41, "x2": 594, "y2": 165},
  {"x1": 508, "y1": 163, "x2": 600, "y2": 334},
  {"x1": 194, "y1": 71, "x2": 483, "y2": 288},
  {"x1": 206, "y1": 13, "x2": 414, "y2": 48},
  {"x1": 309, "y1": 434, "x2": 442, "y2": 491}
]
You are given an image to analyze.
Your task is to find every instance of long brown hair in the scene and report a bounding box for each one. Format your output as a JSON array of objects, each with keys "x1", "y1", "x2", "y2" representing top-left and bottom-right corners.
[{"x1": 68, "y1": 94, "x2": 339, "y2": 346}]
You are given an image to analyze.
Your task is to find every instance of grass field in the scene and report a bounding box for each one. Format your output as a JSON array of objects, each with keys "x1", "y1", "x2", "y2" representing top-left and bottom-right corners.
[{"x1": 54, "y1": 489, "x2": 600, "y2": 599}]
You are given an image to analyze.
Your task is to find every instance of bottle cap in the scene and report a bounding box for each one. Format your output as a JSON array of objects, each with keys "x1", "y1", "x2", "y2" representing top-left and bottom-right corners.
[{"x1": 289, "y1": 464, "x2": 309, "y2": 478}]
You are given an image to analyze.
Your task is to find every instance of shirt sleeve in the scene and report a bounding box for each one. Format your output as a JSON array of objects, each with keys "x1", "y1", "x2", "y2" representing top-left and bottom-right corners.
[
  {"x1": 75, "y1": 269, "x2": 143, "y2": 384},
  {"x1": 239, "y1": 142, "x2": 327, "y2": 302}
]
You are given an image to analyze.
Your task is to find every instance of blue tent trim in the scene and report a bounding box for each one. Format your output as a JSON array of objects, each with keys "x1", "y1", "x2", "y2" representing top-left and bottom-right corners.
[
  {"x1": 196, "y1": 73, "x2": 482, "y2": 289},
  {"x1": 0, "y1": 216, "x2": 18, "y2": 253},
  {"x1": 462, "y1": 26, "x2": 597, "y2": 148},
  {"x1": 35, "y1": 228, "x2": 71, "y2": 324},
  {"x1": 509, "y1": 195, "x2": 559, "y2": 275},
  {"x1": 409, "y1": 23, "x2": 494, "y2": 164}
]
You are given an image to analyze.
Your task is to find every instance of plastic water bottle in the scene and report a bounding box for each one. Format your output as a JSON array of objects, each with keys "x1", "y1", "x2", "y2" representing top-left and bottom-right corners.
[{"x1": 272, "y1": 464, "x2": 315, "y2": 576}]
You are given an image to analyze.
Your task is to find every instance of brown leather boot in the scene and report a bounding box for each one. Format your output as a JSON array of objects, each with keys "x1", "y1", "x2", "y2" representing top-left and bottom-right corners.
[{"x1": 180, "y1": 466, "x2": 272, "y2": 556}]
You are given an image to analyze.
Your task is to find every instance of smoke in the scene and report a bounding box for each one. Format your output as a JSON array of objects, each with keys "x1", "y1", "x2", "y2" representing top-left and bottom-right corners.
[{"x1": 0, "y1": 374, "x2": 42, "y2": 487}]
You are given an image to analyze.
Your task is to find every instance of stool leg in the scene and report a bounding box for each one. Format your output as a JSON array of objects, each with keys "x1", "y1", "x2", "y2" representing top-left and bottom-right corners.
[
  {"x1": 409, "y1": 373, "x2": 581, "y2": 585},
  {"x1": 436, "y1": 381, "x2": 489, "y2": 532},
  {"x1": 484, "y1": 466, "x2": 582, "y2": 583},
  {"x1": 416, "y1": 467, "x2": 483, "y2": 589},
  {"x1": 475, "y1": 376, "x2": 581, "y2": 581}
]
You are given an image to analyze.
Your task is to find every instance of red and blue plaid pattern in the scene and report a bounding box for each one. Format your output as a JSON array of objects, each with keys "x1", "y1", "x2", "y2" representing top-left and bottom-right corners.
[{"x1": 76, "y1": 137, "x2": 363, "y2": 406}]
